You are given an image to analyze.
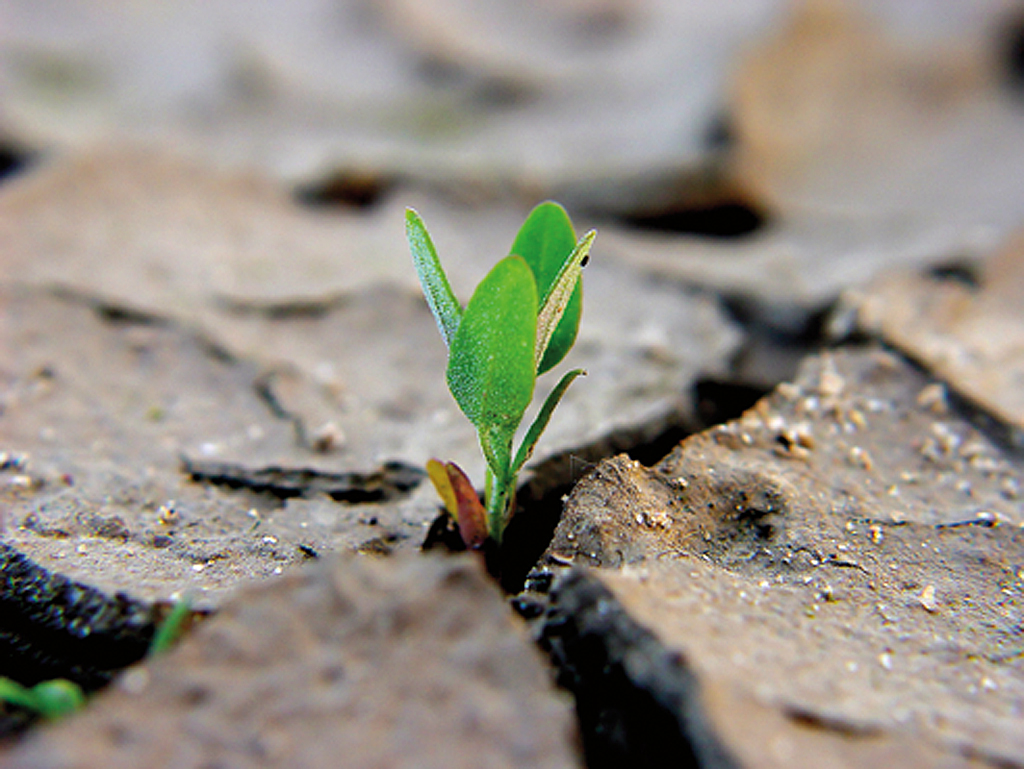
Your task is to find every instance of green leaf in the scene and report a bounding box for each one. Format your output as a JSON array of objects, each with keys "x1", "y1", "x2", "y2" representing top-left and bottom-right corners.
[
  {"x1": 510, "y1": 202, "x2": 582, "y2": 374},
  {"x1": 479, "y1": 423, "x2": 514, "y2": 489},
  {"x1": 538, "y1": 285, "x2": 581, "y2": 375},
  {"x1": 30, "y1": 680, "x2": 86, "y2": 719},
  {"x1": 535, "y1": 230, "x2": 594, "y2": 371},
  {"x1": 446, "y1": 256, "x2": 538, "y2": 440},
  {"x1": 0, "y1": 677, "x2": 85, "y2": 719},
  {"x1": 512, "y1": 368, "x2": 585, "y2": 476},
  {"x1": 406, "y1": 208, "x2": 462, "y2": 348},
  {"x1": 0, "y1": 677, "x2": 35, "y2": 710}
]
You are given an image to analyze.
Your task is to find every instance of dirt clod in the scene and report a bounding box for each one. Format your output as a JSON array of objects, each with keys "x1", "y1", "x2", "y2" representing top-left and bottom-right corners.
[
  {"x1": 3, "y1": 553, "x2": 580, "y2": 768},
  {"x1": 535, "y1": 347, "x2": 1024, "y2": 765}
]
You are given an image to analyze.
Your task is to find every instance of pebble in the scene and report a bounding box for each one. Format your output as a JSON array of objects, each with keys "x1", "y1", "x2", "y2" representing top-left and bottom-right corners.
[{"x1": 919, "y1": 584, "x2": 939, "y2": 612}]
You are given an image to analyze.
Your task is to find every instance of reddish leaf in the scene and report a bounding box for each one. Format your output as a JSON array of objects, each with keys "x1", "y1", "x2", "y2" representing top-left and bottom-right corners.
[{"x1": 444, "y1": 462, "x2": 488, "y2": 549}]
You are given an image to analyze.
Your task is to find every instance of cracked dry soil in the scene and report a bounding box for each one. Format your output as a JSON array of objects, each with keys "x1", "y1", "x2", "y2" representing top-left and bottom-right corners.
[
  {"x1": 4, "y1": 298, "x2": 1024, "y2": 768},
  {"x1": 0, "y1": 157, "x2": 741, "y2": 764},
  {"x1": 2, "y1": 169, "x2": 1024, "y2": 767},
  {"x1": 3, "y1": 2, "x2": 1024, "y2": 763},
  {"x1": 535, "y1": 348, "x2": 1024, "y2": 767}
]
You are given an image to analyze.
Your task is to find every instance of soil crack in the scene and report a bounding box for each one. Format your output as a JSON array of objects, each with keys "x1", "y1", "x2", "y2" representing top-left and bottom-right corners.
[
  {"x1": 181, "y1": 457, "x2": 425, "y2": 504},
  {"x1": 536, "y1": 567, "x2": 740, "y2": 769}
]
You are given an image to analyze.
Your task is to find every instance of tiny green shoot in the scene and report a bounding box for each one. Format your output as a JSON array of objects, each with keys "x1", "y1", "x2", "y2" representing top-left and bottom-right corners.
[
  {"x1": 148, "y1": 593, "x2": 194, "y2": 657},
  {"x1": 0, "y1": 596, "x2": 196, "y2": 724},
  {"x1": 407, "y1": 202, "x2": 595, "y2": 546},
  {"x1": 0, "y1": 677, "x2": 86, "y2": 720}
]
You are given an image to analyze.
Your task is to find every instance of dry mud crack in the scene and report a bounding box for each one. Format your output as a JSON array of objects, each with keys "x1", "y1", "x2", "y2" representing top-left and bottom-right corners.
[
  {"x1": 4, "y1": 7, "x2": 1024, "y2": 756},
  {"x1": 3, "y1": 214, "x2": 1024, "y2": 764},
  {"x1": 5, "y1": 337, "x2": 1024, "y2": 766},
  {"x1": 0, "y1": 152, "x2": 744, "y2": 763},
  {"x1": 3, "y1": 154, "x2": 1024, "y2": 762},
  {"x1": 530, "y1": 347, "x2": 1024, "y2": 768}
]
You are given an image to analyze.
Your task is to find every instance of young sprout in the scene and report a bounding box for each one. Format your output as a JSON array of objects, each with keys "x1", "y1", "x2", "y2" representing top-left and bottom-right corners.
[
  {"x1": 407, "y1": 202, "x2": 595, "y2": 546},
  {"x1": 0, "y1": 677, "x2": 86, "y2": 720},
  {"x1": 148, "y1": 593, "x2": 194, "y2": 657}
]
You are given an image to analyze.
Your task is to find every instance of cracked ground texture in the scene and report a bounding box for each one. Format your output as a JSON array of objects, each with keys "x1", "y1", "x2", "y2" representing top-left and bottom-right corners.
[{"x1": 2, "y1": 2, "x2": 1024, "y2": 767}]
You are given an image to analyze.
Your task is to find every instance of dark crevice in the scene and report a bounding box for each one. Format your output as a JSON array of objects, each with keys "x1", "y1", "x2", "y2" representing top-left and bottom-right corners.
[
  {"x1": 93, "y1": 303, "x2": 168, "y2": 326},
  {"x1": 693, "y1": 379, "x2": 771, "y2": 430},
  {"x1": 47, "y1": 287, "x2": 170, "y2": 329},
  {"x1": 422, "y1": 512, "x2": 469, "y2": 554},
  {"x1": 0, "y1": 144, "x2": 37, "y2": 185},
  {"x1": 998, "y1": 10, "x2": 1024, "y2": 97},
  {"x1": 702, "y1": 111, "x2": 735, "y2": 154},
  {"x1": 926, "y1": 260, "x2": 982, "y2": 290},
  {"x1": 47, "y1": 286, "x2": 241, "y2": 366},
  {"x1": 594, "y1": 146, "x2": 767, "y2": 240},
  {"x1": 619, "y1": 200, "x2": 767, "y2": 238},
  {"x1": 535, "y1": 569, "x2": 739, "y2": 769},
  {"x1": 217, "y1": 294, "x2": 346, "y2": 320},
  {"x1": 783, "y1": 705, "x2": 881, "y2": 737},
  {"x1": 294, "y1": 171, "x2": 394, "y2": 210},
  {"x1": 719, "y1": 294, "x2": 835, "y2": 390},
  {"x1": 181, "y1": 457, "x2": 425, "y2": 504},
  {"x1": 719, "y1": 293, "x2": 833, "y2": 343},
  {"x1": 193, "y1": 334, "x2": 239, "y2": 364},
  {"x1": 254, "y1": 370, "x2": 310, "y2": 448}
]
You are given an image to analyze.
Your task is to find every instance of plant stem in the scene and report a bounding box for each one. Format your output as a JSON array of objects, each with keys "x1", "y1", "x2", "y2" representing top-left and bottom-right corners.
[
  {"x1": 483, "y1": 465, "x2": 498, "y2": 542},
  {"x1": 485, "y1": 458, "x2": 517, "y2": 544},
  {"x1": 486, "y1": 478, "x2": 510, "y2": 544}
]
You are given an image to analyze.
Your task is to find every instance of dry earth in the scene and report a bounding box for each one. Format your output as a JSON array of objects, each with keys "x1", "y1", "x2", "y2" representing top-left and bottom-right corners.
[{"x1": 2, "y1": 1, "x2": 1024, "y2": 767}]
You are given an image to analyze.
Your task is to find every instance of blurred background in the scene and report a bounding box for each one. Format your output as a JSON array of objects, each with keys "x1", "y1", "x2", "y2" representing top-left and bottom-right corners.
[
  {"x1": 1, "y1": 0, "x2": 1022, "y2": 222},
  {"x1": 3, "y1": 0, "x2": 1024, "y2": 400}
]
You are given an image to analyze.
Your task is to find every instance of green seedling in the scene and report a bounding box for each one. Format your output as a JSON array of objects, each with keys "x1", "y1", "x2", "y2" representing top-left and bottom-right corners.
[
  {"x1": 0, "y1": 677, "x2": 86, "y2": 720},
  {"x1": 407, "y1": 202, "x2": 595, "y2": 546},
  {"x1": 148, "y1": 593, "x2": 194, "y2": 657},
  {"x1": 0, "y1": 596, "x2": 196, "y2": 725},
  {"x1": 0, "y1": 593, "x2": 196, "y2": 724}
]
